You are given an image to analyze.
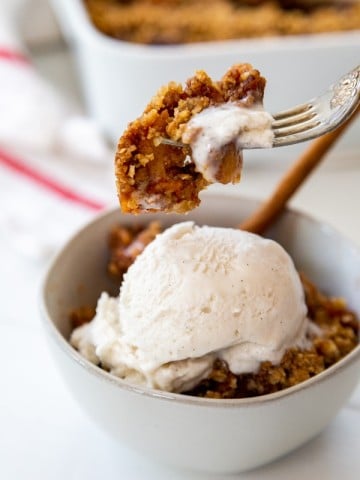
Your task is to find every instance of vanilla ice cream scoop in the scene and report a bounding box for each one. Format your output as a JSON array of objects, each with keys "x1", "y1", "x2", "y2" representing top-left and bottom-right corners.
[
  {"x1": 182, "y1": 102, "x2": 274, "y2": 183},
  {"x1": 71, "y1": 222, "x2": 309, "y2": 392}
]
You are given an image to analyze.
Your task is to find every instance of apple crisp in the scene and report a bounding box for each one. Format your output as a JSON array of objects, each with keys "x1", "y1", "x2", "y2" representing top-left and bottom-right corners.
[
  {"x1": 115, "y1": 63, "x2": 266, "y2": 214},
  {"x1": 84, "y1": 0, "x2": 360, "y2": 45},
  {"x1": 70, "y1": 222, "x2": 359, "y2": 399}
]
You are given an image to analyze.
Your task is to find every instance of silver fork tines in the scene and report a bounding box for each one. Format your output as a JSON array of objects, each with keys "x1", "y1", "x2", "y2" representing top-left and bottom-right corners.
[
  {"x1": 272, "y1": 107, "x2": 316, "y2": 127},
  {"x1": 272, "y1": 65, "x2": 360, "y2": 147}
]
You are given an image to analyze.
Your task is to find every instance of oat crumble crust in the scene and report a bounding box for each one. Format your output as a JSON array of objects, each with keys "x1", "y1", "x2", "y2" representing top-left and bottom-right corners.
[
  {"x1": 84, "y1": 0, "x2": 360, "y2": 45},
  {"x1": 107, "y1": 221, "x2": 161, "y2": 277},
  {"x1": 70, "y1": 222, "x2": 359, "y2": 399},
  {"x1": 115, "y1": 63, "x2": 266, "y2": 214}
]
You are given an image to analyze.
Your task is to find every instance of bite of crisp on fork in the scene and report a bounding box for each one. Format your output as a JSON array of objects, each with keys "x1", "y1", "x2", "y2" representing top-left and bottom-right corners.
[
  {"x1": 115, "y1": 63, "x2": 271, "y2": 214},
  {"x1": 115, "y1": 63, "x2": 360, "y2": 215}
]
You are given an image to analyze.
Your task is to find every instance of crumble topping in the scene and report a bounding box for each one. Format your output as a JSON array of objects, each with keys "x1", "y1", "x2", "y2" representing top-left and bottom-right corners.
[
  {"x1": 115, "y1": 64, "x2": 266, "y2": 214},
  {"x1": 84, "y1": 0, "x2": 360, "y2": 45}
]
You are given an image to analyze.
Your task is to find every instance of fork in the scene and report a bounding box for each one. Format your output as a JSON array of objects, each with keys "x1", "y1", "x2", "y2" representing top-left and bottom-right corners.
[
  {"x1": 161, "y1": 64, "x2": 360, "y2": 149},
  {"x1": 272, "y1": 64, "x2": 360, "y2": 147}
]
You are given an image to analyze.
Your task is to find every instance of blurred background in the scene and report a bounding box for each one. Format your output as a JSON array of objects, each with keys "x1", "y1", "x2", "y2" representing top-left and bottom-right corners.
[{"x1": 1, "y1": 2, "x2": 360, "y2": 479}]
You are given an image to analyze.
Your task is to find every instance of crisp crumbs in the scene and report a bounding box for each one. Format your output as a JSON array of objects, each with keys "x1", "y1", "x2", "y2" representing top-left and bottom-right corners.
[
  {"x1": 84, "y1": 0, "x2": 360, "y2": 45},
  {"x1": 115, "y1": 64, "x2": 265, "y2": 214}
]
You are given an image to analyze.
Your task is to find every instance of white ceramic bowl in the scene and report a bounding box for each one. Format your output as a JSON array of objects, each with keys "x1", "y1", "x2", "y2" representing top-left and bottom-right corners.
[
  {"x1": 50, "y1": 0, "x2": 360, "y2": 152},
  {"x1": 41, "y1": 194, "x2": 360, "y2": 474}
]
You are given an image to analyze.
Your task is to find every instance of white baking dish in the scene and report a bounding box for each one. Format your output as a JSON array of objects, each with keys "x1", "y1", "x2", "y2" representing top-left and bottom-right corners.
[{"x1": 50, "y1": 0, "x2": 359, "y2": 154}]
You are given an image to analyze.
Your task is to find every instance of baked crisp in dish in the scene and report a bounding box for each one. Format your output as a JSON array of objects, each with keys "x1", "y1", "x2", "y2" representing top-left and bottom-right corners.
[
  {"x1": 115, "y1": 63, "x2": 267, "y2": 214},
  {"x1": 84, "y1": 0, "x2": 360, "y2": 45},
  {"x1": 70, "y1": 222, "x2": 359, "y2": 399}
]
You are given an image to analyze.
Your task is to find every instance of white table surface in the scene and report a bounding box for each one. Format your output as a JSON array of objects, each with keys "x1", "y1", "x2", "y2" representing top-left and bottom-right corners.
[{"x1": 1, "y1": 45, "x2": 360, "y2": 480}]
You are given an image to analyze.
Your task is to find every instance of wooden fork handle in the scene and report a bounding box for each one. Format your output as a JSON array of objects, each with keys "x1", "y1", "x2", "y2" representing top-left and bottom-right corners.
[{"x1": 239, "y1": 105, "x2": 359, "y2": 234}]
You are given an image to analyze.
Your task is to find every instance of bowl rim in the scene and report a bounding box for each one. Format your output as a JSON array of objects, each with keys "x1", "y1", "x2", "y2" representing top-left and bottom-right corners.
[
  {"x1": 55, "y1": 0, "x2": 360, "y2": 57},
  {"x1": 40, "y1": 194, "x2": 360, "y2": 407}
]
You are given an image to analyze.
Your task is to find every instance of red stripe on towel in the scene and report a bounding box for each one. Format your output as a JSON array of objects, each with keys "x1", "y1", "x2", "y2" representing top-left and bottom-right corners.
[
  {"x1": 0, "y1": 48, "x2": 30, "y2": 65},
  {"x1": 0, "y1": 148, "x2": 105, "y2": 211}
]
